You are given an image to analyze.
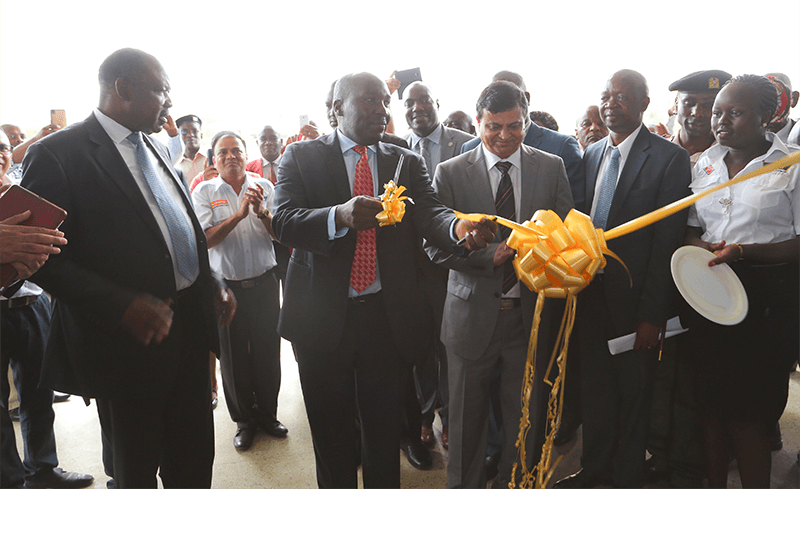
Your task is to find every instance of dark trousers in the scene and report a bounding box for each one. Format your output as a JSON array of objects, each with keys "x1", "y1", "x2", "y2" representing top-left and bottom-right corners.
[
  {"x1": 1, "y1": 295, "x2": 57, "y2": 488},
  {"x1": 294, "y1": 292, "x2": 401, "y2": 488},
  {"x1": 414, "y1": 267, "x2": 449, "y2": 427},
  {"x1": 219, "y1": 270, "x2": 281, "y2": 428},
  {"x1": 95, "y1": 285, "x2": 214, "y2": 488},
  {"x1": 577, "y1": 279, "x2": 658, "y2": 488}
]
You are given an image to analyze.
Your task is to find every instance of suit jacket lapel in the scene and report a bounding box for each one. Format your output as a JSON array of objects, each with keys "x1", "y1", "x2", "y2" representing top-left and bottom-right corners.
[
  {"x1": 465, "y1": 147, "x2": 498, "y2": 217},
  {"x1": 85, "y1": 115, "x2": 165, "y2": 243},
  {"x1": 607, "y1": 127, "x2": 650, "y2": 225},
  {"x1": 439, "y1": 126, "x2": 456, "y2": 162},
  {"x1": 583, "y1": 137, "x2": 606, "y2": 213},
  {"x1": 318, "y1": 132, "x2": 352, "y2": 203},
  {"x1": 519, "y1": 146, "x2": 540, "y2": 221}
]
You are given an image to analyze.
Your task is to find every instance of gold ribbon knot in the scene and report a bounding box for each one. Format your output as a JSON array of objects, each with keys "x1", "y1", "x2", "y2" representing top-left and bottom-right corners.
[{"x1": 376, "y1": 180, "x2": 410, "y2": 227}]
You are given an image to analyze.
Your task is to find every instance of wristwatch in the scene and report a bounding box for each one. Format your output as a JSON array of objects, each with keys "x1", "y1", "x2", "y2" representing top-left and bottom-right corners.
[{"x1": 257, "y1": 207, "x2": 269, "y2": 220}]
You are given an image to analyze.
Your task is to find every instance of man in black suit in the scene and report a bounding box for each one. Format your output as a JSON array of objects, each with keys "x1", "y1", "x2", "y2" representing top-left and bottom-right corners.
[
  {"x1": 554, "y1": 69, "x2": 691, "y2": 489},
  {"x1": 21, "y1": 48, "x2": 235, "y2": 489},
  {"x1": 271, "y1": 72, "x2": 495, "y2": 488}
]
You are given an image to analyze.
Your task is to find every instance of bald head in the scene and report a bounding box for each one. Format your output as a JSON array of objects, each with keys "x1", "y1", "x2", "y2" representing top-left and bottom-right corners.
[
  {"x1": 97, "y1": 48, "x2": 172, "y2": 135},
  {"x1": 333, "y1": 73, "x2": 390, "y2": 146},
  {"x1": 404, "y1": 81, "x2": 440, "y2": 137}
]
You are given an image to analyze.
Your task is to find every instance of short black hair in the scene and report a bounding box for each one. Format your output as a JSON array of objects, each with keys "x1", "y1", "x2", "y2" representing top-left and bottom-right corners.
[
  {"x1": 476, "y1": 81, "x2": 529, "y2": 121},
  {"x1": 211, "y1": 130, "x2": 246, "y2": 153},
  {"x1": 98, "y1": 48, "x2": 158, "y2": 87},
  {"x1": 724, "y1": 74, "x2": 778, "y2": 122},
  {"x1": 530, "y1": 111, "x2": 558, "y2": 131}
]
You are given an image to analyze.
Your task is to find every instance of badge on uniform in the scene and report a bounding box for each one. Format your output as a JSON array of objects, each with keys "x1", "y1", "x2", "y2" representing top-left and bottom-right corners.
[
  {"x1": 708, "y1": 77, "x2": 720, "y2": 90},
  {"x1": 704, "y1": 164, "x2": 714, "y2": 174},
  {"x1": 211, "y1": 199, "x2": 229, "y2": 208}
]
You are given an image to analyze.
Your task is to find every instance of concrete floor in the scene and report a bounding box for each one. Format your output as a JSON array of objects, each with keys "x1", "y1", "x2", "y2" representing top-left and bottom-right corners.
[{"x1": 11, "y1": 338, "x2": 798, "y2": 491}]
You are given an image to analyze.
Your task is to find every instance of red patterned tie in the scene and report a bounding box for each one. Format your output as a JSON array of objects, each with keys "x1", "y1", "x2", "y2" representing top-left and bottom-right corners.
[{"x1": 350, "y1": 146, "x2": 376, "y2": 293}]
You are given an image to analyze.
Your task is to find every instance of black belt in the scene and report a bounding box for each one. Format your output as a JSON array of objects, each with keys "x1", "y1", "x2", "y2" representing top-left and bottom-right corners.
[
  {"x1": 1, "y1": 294, "x2": 39, "y2": 309},
  {"x1": 349, "y1": 291, "x2": 382, "y2": 305},
  {"x1": 499, "y1": 298, "x2": 521, "y2": 310},
  {"x1": 225, "y1": 268, "x2": 274, "y2": 289}
]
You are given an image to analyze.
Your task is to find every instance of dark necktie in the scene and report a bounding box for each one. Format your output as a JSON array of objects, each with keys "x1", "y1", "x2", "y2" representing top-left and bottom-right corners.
[
  {"x1": 127, "y1": 132, "x2": 198, "y2": 280},
  {"x1": 350, "y1": 146, "x2": 376, "y2": 293},
  {"x1": 494, "y1": 161, "x2": 516, "y2": 295},
  {"x1": 267, "y1": 161, "x2": 277, "y2": 184}
]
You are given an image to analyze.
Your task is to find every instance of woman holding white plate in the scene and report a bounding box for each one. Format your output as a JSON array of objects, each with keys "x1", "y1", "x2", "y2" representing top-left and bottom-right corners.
[{"x1": 684, "y1": 74, "x2": 799, "y2": 488}]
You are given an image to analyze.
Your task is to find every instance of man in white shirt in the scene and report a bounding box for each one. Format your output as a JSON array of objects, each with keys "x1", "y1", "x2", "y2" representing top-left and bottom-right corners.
[
  {"x1": 175, "y1": 114, "x2": 206, "y2": 180},
  {"x1": 193, "y1": 131, "x2": 285, "y2": 451}
]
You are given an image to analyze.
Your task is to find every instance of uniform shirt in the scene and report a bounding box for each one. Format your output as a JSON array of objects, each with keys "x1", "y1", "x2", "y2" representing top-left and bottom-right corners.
[
  {"x1": 192, "y1": 172, "x2": 276, "y2": 281},
  {"x1": 176, "y1": 151, "x2": 207, "y2": 182},
  {"x1": 687, "y1": 133, "x2": 800, "y2": 245}
]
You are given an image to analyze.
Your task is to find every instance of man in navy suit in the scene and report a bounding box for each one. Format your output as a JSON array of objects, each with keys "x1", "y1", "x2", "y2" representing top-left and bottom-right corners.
[
  {"x1": 21, "y1": 48, "x2": 235, "y2": 488},
  {"x1": 554, "y1": 69, "x2": 691, "y2": 488},
  {"x1": 271, "y1": 72, "x2": 495, "y2": 488}
]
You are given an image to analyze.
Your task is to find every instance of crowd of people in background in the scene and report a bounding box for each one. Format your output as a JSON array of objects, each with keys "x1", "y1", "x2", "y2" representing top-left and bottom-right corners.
[{"x1": 1, "y1": 47, "x2": 798, "y2": 489}]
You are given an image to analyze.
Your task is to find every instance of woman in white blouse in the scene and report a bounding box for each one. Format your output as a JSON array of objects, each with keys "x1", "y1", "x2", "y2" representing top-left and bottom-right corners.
[{"x1": 684, "y1": 74, "x2": 799, "y2": 488}]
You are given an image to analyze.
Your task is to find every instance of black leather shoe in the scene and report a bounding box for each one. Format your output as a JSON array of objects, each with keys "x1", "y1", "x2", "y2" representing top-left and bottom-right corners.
[
  {"x1": 553, "y1": 420, "x2": 580, "y2": 446},
  {"x1": 553, "y1": 469, "x2": 609, "y2": 489},
  {"x1": 53, "y1": 392, "x2": 70, "y2": 403},
  {"x1": 262, "y1": 420, "x2": 288, "y2": 438},
  {"x1": 402, "y1": 440, "x2": 432, "y2": 470},
  {"x1": 485, "y1": 454, "x2": 500, "y2": 481},
  {"x1": 644, "y1": 456, "x2": 668, "y2": 485},
  {"x1": 25, "y1": 467, "x2": 94, "y2": 489},
  {"x1": 234, "y1": 426, "x2": 256, "y2": 450}
]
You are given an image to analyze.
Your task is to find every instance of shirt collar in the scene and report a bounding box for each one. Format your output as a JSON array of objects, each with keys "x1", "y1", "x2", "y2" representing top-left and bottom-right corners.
[
  {"x1": 93, "y1": 108, "x2": 134, "y2": 145},
  {"x1": 262, "y1": 155, "x2": 281, "y2": 166},
  {"x1": 703, "y1": 131, "x2": 791, "y2": 167},
  {"x1": 481, "y1": 143, "x2": 522, "y2": 173},
  {"x1": 409, "y1": 123, "x2": 443, "y2": 150},
  {"x1": 337, "y1": 129, "x2": 377, "y2": 156},
  {"x1": 606, "y1": 123, "x2": 643, "y2": 161}
]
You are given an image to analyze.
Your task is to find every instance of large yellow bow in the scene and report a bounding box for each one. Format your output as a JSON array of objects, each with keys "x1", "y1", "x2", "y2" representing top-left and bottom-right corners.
[{"x1": 454, "y1": 148, "x2": 800, "y2": 489}]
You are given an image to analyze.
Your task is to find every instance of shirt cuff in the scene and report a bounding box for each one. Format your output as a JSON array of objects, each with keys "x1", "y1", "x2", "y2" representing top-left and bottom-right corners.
[{"x1": 328, "y1": 206, "x2": 349, "y2": 240}]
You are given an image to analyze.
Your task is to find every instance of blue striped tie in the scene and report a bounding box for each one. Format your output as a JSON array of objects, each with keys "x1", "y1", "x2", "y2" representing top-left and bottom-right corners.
[
  {"x1": 593, "y1": 146, "x2": 620, "y2": 230},
  {"x1": 127, "y1": 132, "x2": 198, "y2": 281}
]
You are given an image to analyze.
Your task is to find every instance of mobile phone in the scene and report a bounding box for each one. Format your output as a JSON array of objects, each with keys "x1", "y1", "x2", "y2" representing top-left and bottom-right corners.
[
  {"x1": 51, "y1": 109, "x2": 66, "y2": 128},
  {"x1": 299, "y1": 115, "x2": 310, "y2": 127}
]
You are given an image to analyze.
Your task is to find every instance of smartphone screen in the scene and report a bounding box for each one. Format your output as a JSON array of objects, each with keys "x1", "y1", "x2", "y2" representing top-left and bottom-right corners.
[{"x1": 51, "y1": 109, "x2": 66, "y2": 128}]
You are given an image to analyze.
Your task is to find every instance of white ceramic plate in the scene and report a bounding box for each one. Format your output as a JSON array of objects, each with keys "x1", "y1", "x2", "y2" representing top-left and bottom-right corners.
[{"x1": 670, "y1": 246, "x2": 748, "y2": 325}]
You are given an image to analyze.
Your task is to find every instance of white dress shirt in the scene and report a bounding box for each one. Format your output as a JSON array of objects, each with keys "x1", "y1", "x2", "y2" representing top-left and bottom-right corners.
[
  {"x1": 589, "y1": 124, "x2": 643, "y2": 221},
  {"x1": 482, "y1": 144, "x2": 522, "y2": 297},
  {"x1": 93, "y1": 108, "x2": 198, "y2": 289},
  {"x1": 687, "y1": 133, "x2": 800, "y2": 245},
  {"x1": 408, "y1": 123, "x2": 444, "y2": 173},
  {"x1": 192, "y1": 173, "x2": 276, "y2": 281}
]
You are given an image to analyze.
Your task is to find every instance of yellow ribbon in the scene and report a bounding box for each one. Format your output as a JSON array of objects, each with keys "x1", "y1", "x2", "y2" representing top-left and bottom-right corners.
[
  {"x1": 376, "y1": 180, "x2": 410, "y2": 227},
  {"x1": 455, "y1": 148, "x2": 800, "y2": 488}
]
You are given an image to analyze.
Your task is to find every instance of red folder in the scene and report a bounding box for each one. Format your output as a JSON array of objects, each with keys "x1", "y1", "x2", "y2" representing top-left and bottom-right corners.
[{"x1": 0, "y1": 184, "x2": 67, "y2": 292}]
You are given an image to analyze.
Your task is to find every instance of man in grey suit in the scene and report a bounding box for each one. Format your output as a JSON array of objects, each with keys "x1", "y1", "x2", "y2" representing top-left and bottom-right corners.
[
  {"x1": 553, "y1": 69, "x2": 691, "y2": 489},
  {"x1": 401, "y1": 81, "x2": 474, "y2": 458},
  {"x1": 460, "y1": 71, "x2": 582, "y2": 202},
  {"x1": 426, "y1": 81, "x2": 574, "y2": 488}
]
